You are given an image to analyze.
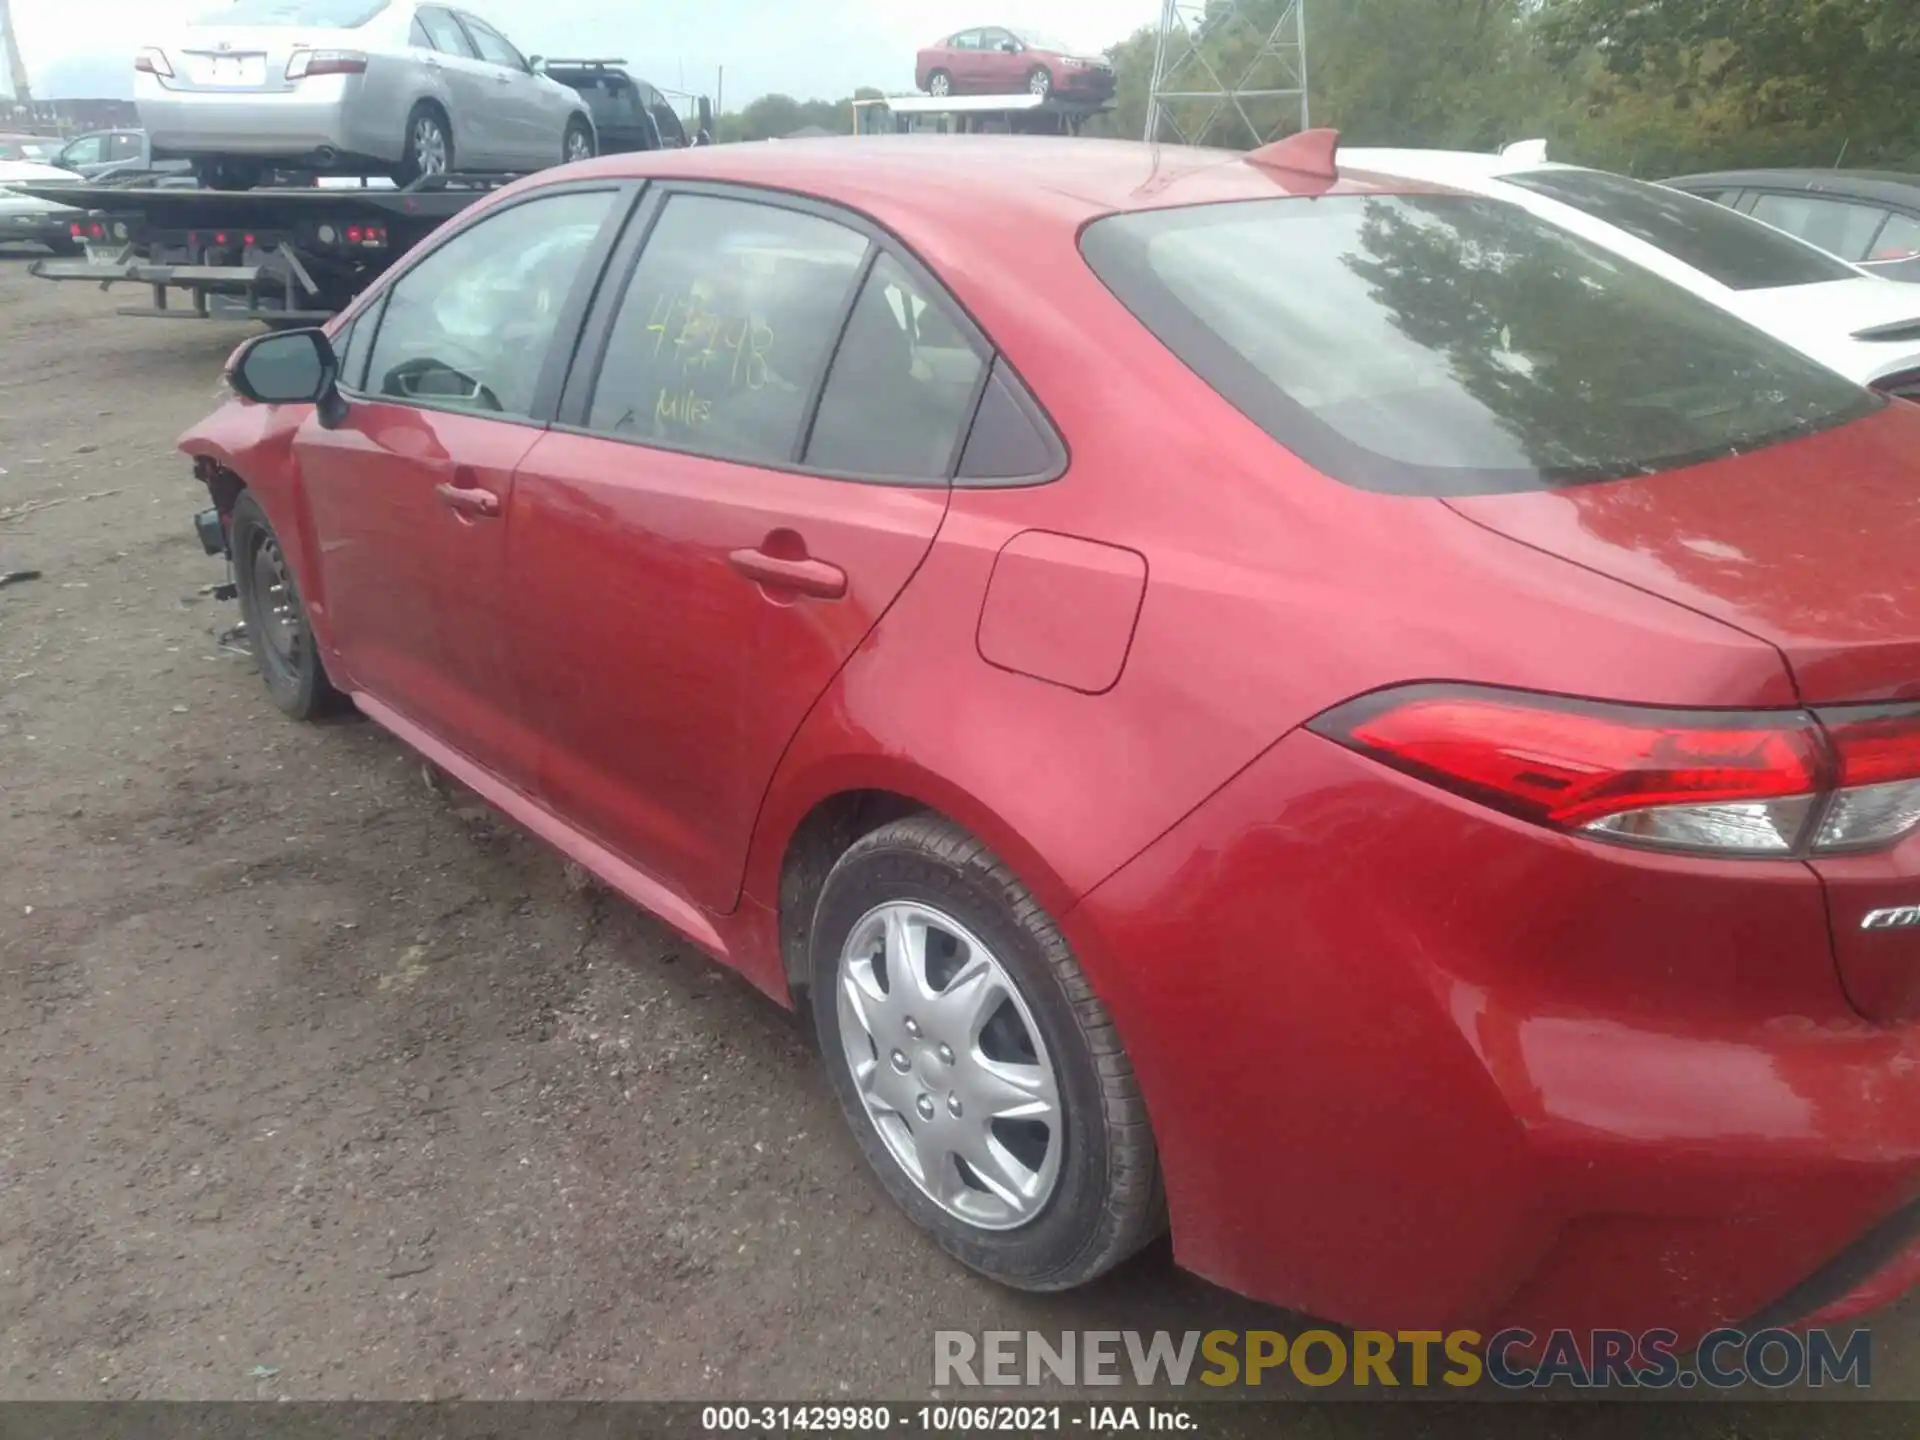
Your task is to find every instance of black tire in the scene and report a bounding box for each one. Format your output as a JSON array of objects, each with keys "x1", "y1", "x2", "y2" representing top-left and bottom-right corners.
[
  {"x1": 927, "y1": 69, "x2": 953, "y2": 98},
  {"x1": 1027, "y1": 66, "x2": 1053, "y2": 99},
  {"x1": 562, "y1": 115, "x2": 595, "y2": 166},
  {"x1": 47, "y1": 236, "x2": 82, "y2": 256},
  {"x1": 230, "y1": 490, "x2": 344, "y2": 721},
  {"x1": 193, "y1": 159, "x2": 263, "y2": 191},
  {"x1": 398, "y1": 103, "x2": 452, "y2": 185},
  {"x1": 809, "y1": 814, "x2": 1165, "y2": 1291}
]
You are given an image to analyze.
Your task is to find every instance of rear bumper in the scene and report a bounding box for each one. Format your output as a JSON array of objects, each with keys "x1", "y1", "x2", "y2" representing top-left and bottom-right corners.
[
  {"x1": 1071, "y1": 727, "x2": 1920, "y2": 1344},
  {"x1": 137, "y1": 76, "x2": 394, "y2": 162}
]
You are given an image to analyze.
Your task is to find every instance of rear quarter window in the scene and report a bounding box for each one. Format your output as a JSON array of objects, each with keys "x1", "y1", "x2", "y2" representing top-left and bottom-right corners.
[{"x1": 1080, "y1": 194, "x2": 1879, "y2": 496}]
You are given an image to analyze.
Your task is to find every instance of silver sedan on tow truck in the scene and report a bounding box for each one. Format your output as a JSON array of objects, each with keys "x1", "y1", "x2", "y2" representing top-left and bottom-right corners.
[{"x1": 134, "y1": 0, "x2": 595, "y2": 187}]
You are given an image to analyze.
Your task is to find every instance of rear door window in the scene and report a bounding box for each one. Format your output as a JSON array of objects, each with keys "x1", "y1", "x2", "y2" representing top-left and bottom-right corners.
[
  {"x1": 1504, "y1": 167, "x2": 1858, "y2": 290},
  {"x1": 582, "y1": 195, "x2": 870, "y2": 465},
  {"x1": 1081, "y1": 194, "x2": 1879, "y2": 496},
  {"x1": 415, "y1": 6, "x2": 476, "y2": 57},
  {"x1": 803, "y1": 252, "x2": 986, "y2": 481},
  {"x1": 459, "y1": 15, "x2": 529, "y2": 71},
  {"x1": 1748, "y1": 192, "x2": 1891, "y2": 263}
]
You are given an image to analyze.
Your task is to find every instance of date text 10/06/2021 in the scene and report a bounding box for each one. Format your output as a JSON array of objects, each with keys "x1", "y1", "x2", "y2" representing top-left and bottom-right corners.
[{"x1": 700, "y1": 1407, "x2": 1199, "y2": 1432}]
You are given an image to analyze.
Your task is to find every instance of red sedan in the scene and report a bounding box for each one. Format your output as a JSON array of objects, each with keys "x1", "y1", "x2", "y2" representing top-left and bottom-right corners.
[
  {"x1": 915, "y1": 25, "x2": 1116, "y2": 102},
  {"x1": 180, "y1": 133, "x2": 1920, "y2": 1347}
]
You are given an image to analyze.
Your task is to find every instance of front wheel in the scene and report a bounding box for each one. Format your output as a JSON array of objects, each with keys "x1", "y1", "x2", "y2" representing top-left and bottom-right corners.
[
  {"x1": 810, "y1": 814, "x2": 1164, "y2": 1290},
  {"x1": 230, "y1": 490, "x2": 344, "y2": 721},
  {"x1": 1028, "y1": 67, "x2": 1054, "y2": 99}
]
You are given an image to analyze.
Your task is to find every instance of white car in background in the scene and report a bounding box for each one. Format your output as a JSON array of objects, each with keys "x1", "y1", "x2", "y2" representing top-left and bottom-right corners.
[
  {"x1": 134, "y1": 0, "x2": 596, "y2": 188},
  {"x1": 0, "y1": 159, "x2": 82, "y2": 188},
  {"x1": 1345, "y1": 147, "x2": 1920, "y2": 398}
]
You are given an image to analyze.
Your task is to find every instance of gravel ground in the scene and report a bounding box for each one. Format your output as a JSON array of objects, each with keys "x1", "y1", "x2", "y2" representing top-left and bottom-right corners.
[{"x1": 0, "y1": 249, "x2": 1915, "y2": 1424}]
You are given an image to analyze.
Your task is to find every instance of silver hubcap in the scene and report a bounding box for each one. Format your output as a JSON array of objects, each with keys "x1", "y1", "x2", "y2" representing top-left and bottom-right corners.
[
  {"x1": 566, "y1": 128, "x2": 591, "y2": 162},
  {"x1": 836, "y1": 902, "x2": 1063, "y2": 1231},
  {"x1": 254, "y1": 536, "x2": 302, "y2": 666},
  {"x1": 414, "y1": 118, "x2": 448, "y2": 175},
  {"x1": 1030, "y1": 72, "x2": 1049, "y2": 96},
  {"x1": 931, "y1": 74, "x2": 950, "y2": 96}
]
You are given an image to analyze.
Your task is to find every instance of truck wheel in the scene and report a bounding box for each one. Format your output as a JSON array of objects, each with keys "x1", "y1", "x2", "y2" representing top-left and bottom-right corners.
[
  {"x1": 399, "y1": 105, "x2": 452, "y2": 184},
  {"x1": 563, "y1": 116, "x2": 595, "y2": 165},
  {"x1": 230, "y1": 490, "x2": 345, "y2": 722}
]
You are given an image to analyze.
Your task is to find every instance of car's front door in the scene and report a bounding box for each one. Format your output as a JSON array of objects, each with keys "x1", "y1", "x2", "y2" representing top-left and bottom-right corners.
[
  {"x1": 457, "y1": 13, "x2": 549, "y2": 166},
  {"x1": 412, "y1": 5, "x2": 500, "y2": 167},
  {"x1": 945, "y1": 30, "x2": 985, "y2": 90},
  {"x1": 978, "y1": 28, "x2": 1024, "y2": 90},
  {"x1": 295, "y1": 184, "x2": 626, "y2": 785},
  {"x1": 505, "y1": 188, "x2": 990, "y2": 913}
]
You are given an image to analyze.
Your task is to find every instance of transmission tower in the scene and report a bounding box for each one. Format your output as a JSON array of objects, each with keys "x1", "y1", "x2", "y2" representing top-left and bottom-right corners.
[
  {"x1": 1146, "y1": 0, "x2": 1308, "y2": 149},
  {"x1": 0, "y1": 0, "x2": 31, "y2": 103}
]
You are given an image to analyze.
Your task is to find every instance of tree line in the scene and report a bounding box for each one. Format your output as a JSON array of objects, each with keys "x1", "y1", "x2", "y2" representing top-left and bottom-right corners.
[{"x1": 713, "y1": 0, "x2": 1920, "y2": 176}]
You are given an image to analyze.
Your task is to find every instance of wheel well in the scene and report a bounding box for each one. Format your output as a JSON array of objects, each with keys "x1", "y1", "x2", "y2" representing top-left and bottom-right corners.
[
  {"x1": 195, "y1": 458, "x2": 247, "y2": 517},
  {"x1": 778, "y1": 789, "x2": 928, "y2": 1002},
  {"x1": 409, "y1": 98, "x2": 452, "y2": 144}
]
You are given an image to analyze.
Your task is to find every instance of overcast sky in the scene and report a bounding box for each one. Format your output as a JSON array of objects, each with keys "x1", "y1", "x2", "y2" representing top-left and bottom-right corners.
[{"x1": 14, "y1": 0, "x2": 1162, "y2": 105}]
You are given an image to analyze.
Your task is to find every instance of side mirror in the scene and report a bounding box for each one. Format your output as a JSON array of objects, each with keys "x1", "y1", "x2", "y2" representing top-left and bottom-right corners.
[
  {"x1": 1000, "y1": 40, "x2": 1020, "y2": 52},
  {"x1": 528, "y1": 54, "x2": 546, "y2": 72},
  {"x1": 227, "y1": 327, "x2": 346, "y2": 424}
]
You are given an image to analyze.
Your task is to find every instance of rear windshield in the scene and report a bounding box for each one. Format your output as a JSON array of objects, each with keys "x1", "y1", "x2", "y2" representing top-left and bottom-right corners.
[
  {"x1": 1080, "y1": 194, "x2": 1879, "y2": 496},
  {"x1": 192, "y1": 0, "x2": 388, "y2": 25},
  {"x1": 1503, "y1": 167, "x2": 1857, "y2": 291}
]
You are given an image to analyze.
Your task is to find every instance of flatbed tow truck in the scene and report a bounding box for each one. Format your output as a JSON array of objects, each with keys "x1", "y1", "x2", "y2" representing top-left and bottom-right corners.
[
  {"x1": 23, "y1": 60, "x2": 712, "y2": 326},
  {"x1": 23, "y1": 171, "x2": 520, "y2": 324}
]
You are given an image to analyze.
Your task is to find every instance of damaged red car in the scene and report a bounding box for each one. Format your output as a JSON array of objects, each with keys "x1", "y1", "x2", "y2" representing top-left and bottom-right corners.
[{"x1": 179, "y1": 132, "x2": 1920, "y2": 1347}]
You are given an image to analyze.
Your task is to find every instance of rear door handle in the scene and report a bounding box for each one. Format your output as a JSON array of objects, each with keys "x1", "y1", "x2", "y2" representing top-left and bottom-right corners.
[
  {"x1": 434, "y1": 482, "x2": 501, "y2": 518},
  {"x1": 728, "y1": 548, "x2": 847, "y2": 600}
]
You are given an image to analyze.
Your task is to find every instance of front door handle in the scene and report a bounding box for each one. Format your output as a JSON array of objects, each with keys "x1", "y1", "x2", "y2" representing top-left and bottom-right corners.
[
  {"x1": 434, "y1": 482, "x2": 501, "y2": 518},
  {"x1": 728, "y1": 548, "x2": 847, "y2": 600}
]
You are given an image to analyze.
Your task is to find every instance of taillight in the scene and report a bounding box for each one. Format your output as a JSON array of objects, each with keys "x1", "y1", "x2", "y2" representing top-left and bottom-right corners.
[
  {"x1": 1309, "y1": 683, "x2": 1920, "y2": 858},
  {"x1": 135, "y1": 47, "x2": 174, "y2": 78},
  {"x1": 287, "y1": 49, "x2": 369, "y2": 79}
]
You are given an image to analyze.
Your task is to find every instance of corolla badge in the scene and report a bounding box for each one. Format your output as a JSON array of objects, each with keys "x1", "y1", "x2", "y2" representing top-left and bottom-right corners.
[{"x1": 1862, "y1": 906, "x2": 1920, "y2": 931}]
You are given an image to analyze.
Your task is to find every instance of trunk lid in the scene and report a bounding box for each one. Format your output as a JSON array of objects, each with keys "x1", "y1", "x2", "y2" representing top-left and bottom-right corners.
[
  {"x1": 1447, "y1": 401, "x2": 1920, "y2": 706},
  {"x1": 164, "y1": 25, "x2": 361, "y2": 93},
  {"x1": 1453, "y1": 400, "x2": 1920, "y2": 1022}
]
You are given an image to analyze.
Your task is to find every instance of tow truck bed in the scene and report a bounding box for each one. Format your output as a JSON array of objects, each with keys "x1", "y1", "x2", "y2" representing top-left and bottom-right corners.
[{"x1": 20, "y1": 173, "x2": 523, "y2": 323}]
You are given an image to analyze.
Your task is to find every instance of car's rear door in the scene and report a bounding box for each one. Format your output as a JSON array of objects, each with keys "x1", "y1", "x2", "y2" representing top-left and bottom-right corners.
[
  {"x1": 505, "y1": 185, "x2": 992, "y2": 913},
  {"x1": 294, "y1": 182, "x2": 630, "y2": 789},
  {"x1": 411, "y1": 5, "x2": 499, "y2": 165}
]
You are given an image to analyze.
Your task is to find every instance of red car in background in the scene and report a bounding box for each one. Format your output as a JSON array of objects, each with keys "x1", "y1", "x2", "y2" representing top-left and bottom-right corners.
[
  {"x1": 916, "y1": 25, "x2": 1116, "y2": 102},
  {"x1": 181, "y1": 132, "x2": 1920, "y2": 1349}
]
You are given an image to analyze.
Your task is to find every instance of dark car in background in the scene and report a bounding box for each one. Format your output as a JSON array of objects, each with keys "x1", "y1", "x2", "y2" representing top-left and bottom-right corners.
[
  {"x1": 542, "y1": 61, "x2": 695, "y2": 152},
  {"x1": 1666, "y1": 169, "x2": 1920, "y2": 282},
  {"x1": 915, "y1": 26, "x2": 1115, "y2": 102}
]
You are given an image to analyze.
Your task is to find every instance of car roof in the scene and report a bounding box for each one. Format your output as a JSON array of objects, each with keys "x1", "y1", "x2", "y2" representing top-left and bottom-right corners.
[
  {"x1": 555, "y1": 135, "x2": 1436, "y2": 233},
  {"x1": 1666, "y1": 169, "x2": 1920, "y2": 206}
]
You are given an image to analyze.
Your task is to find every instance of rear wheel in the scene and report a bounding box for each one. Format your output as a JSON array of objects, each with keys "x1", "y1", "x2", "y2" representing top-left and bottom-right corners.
[
  {"x1": 563, "y1": 116, "x2": 595, "y2": 165},
  {"x1": 810, "y1": 814, "x2": 1165, "y2": 1290},
  {"x1": 230, "y1": 490, "x2": 344, "y2": 722},
  {"x1": 398, "y1": 105, "x2": 452, "y2": 184},
  {"x1": 928, "y1": 69, "x2": 953, "y2": 98}
]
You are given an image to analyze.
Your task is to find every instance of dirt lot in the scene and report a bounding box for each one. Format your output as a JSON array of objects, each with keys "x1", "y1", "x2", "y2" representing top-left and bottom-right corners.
[{"x1": 0, "y1": 251, "x2": 1916, "y2": 1419}]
